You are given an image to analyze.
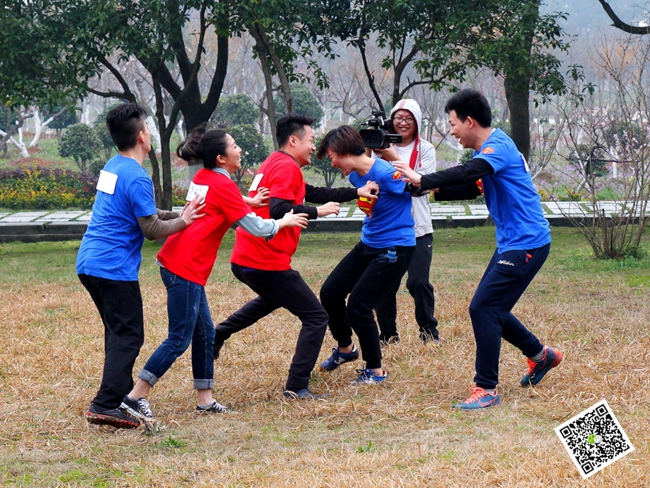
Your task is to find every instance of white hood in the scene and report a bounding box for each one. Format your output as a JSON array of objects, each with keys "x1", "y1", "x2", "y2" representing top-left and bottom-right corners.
[{"x1": 390, "y1": 98, "x2": 423, "y2": 135}]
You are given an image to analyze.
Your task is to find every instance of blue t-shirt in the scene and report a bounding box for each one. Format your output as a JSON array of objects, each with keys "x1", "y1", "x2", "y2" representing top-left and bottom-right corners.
[
  {"x1": 476, "y1": 129, "x2": 551, "y2": 252},
  {"x1": 349, "y1": 158, "x2": 415, "y2": 248},
  {"x1": 76, "y1": 154, "x2": 158, "y2": 281}
]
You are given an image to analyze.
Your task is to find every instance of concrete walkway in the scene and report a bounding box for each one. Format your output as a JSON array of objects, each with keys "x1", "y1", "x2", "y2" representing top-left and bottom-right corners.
[{"x1": 0, "y1": 201, "x2": 640, "y2": 243}]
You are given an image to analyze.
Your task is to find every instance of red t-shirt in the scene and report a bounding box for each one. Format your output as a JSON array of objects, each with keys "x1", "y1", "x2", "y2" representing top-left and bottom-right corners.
[
  {"x1": 157, "y1": 169, "x2": 251, "y2": 286},
  {"x1": 230, "y1": 151, "x2": 306, "y2": 271}
]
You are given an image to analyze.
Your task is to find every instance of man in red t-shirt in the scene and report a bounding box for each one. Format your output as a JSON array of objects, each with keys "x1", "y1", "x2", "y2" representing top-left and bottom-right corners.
[{"x1": 216, "y1": 114, "x2": 378, "y2": 399}]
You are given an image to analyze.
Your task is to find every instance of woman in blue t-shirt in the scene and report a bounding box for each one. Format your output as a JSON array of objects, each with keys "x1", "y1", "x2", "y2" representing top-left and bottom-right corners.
[{"x1": 316, "y1": 126, "x2": 416, "y2": 385}]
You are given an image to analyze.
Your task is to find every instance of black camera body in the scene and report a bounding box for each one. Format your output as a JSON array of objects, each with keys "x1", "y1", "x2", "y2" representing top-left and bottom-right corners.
[{"x1": 359, "y1": 110, "x2": 402, "y2": 149}]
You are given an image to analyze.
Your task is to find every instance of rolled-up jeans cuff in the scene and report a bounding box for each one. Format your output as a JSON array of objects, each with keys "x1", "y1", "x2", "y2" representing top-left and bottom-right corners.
[
  {"x1": 194, "y1": 379, "x2": 214, "y2": 390},
  {"x1": 137, "y1": 369, "x2": 159, "y2": 387}
]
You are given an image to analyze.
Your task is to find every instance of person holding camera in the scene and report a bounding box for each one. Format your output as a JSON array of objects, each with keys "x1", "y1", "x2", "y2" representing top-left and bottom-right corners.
[
  {"x1": 317, "y1": 125, "x2": 415, "y2": 385},
  {"x1": 78, "y1": 103, "x2": 204, "y2": 429},
  {"x1": 371, "y1": 99, "x2": 440, "y2": 346},
  {"x1": 212, "y1": 114, "x2": 379, "y2": 400},
  {"x1": 394, "y1": 89, "x2": 563, "y2": 410}
]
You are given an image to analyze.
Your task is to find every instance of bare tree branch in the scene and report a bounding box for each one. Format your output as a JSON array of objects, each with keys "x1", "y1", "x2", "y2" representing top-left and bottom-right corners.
[{"x1": 598, "y1": 0, "x2": 650, "y2": 35}]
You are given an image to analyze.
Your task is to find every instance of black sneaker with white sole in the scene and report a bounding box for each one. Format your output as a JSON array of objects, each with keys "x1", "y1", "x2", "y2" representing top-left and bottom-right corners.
[
  {"x1": 119, "y1": 396, "x2": 154, "y2": 421},
  {"x1": 196, "y1": 399, "x2": 230, "y2": 413}
]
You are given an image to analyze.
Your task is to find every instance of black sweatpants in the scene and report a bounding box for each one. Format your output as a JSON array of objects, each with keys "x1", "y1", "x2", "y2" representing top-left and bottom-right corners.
[
  {"x1": 320, "y1": 241, "x2": 414, "y2": 370},
  {"x1": 215, "y1": 264, "x2": 329, "y2": 392},
  {"x1": 78, "y1": 274, "x2": 144, "y2": 409},
  {"x1": 470, "y1": 243, "x2": 550, "y2": 389},
  {"x1": 376, "y1": 233, "x2": 439, "y2": 340}
]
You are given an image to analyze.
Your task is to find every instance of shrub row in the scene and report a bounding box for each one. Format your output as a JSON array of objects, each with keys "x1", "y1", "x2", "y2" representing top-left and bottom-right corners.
[{"x1": 0, "y1": 166, "x2": 97, "y2": 210}]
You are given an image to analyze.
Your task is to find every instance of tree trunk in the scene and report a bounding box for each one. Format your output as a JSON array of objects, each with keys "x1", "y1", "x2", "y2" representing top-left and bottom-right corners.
[
  {"x1": 148, "y1": 149, "x2": 163, "y2": 206},
  {"x1": 504, "y1": 74, "x2": 531, "y2": 161},
  {"x1": 30, "y1": 105, "x2": 68, "y2": 148},
  {"x1": 160, "y1": 136, "x2": 173, "y2": 210},
  {"x1": 258, "y1": 58, "x2": 278, "y2": 150},
  {"x1": 248, "y1": 20, "x2": 294, "y2": 149},
  {"x1": 502, "y1": 1, "x2": 540, "y2": 162},
  {"x1": 146, "y1": 115, "x2": 162, "y2": 152},
  {"x1": 31, "y1": 109, "x2": 43, "y2": 148}
]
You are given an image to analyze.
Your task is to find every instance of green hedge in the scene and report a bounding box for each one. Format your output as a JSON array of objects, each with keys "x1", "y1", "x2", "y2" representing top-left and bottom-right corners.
[{"x1": 0, "y1": 165, "x2": 97, "y2": 210}]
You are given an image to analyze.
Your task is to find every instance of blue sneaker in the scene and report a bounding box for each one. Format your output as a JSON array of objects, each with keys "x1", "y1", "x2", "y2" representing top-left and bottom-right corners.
[
  {"x1": 283, "y1": 388, "x2": 325, "y2": 400},
  {"x1": 520, "y1": 346, "x2": 564, "y2": 387},
  {"x1": 320, "y1": 346, "x2": 359, "y2": 371},
  {"x1": 452, "y1": 386, "x2": 501, "y2": 410},
  {"x1": 353, "y1": 368, "x2": 387, "y2": 385}
]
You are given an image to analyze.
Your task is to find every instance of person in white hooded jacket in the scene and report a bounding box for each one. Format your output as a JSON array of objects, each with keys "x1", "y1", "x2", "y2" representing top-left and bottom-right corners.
[{"x1": 372, "y1": 99, "x2": 440, "y2": 345}]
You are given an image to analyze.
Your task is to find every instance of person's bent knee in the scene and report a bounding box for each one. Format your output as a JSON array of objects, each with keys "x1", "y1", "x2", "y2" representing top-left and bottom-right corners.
[
  {"x1": 308, "y1": 309, "x2": 329, "y2": 329},
  {"x1": 469, "y1": 299, "x2": 491, "y2": 323},
  {"x1": 406, "y1": 276, "x2": 428, "y2": 295},
  {"x1": 346, "y1": 299, "x2": 374, "y2": 324}
]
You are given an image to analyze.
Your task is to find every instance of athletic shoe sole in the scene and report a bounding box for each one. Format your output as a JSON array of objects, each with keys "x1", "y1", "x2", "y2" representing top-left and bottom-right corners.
[{"x1": 85, "y1": 409, "x2": 140, "y2": 429}]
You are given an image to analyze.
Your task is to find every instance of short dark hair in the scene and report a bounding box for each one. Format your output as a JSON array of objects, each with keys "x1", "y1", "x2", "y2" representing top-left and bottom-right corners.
[
  {"x1": 444, "y1": 89, "x2": 492, "y2": 128},
  {"x1": 106, "y1": 103, "x2": 148, "y2": 151},
  {"x1": 177, "y1": 126, "x2": 229, "y2": 169},
  {"x1": 316, "y1": 125, "x2": 366, "y2": 160},
  {"x1": 276, "y1": 113, "x2": 314, "y2": 148}
]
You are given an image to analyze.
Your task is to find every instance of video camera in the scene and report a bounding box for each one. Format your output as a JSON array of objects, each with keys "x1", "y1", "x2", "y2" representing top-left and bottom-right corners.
[{"x1": 359, "y1": 110, "x2": 402, "y2": 149}]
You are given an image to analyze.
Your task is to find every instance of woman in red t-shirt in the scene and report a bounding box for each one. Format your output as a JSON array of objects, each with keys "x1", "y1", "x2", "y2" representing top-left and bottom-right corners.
[{"x1": 119, "y1": 128, "x2": 308, "y2": 424}]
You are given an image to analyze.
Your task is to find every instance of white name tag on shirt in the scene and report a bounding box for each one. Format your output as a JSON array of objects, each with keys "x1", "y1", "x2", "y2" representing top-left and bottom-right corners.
[
  {"x1": 249, "y1": 173, "x2": 264, "y2": 192},
  {"x1": 96, "y1": 170, "x2": 118, "y2": 195},
  {"x1": 186, "y1": 182, "x2": 209, "y2": 203}
]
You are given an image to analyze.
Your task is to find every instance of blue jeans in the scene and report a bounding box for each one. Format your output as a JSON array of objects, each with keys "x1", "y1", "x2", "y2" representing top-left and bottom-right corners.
[
  {"x1": 138, "y1": 268, "x2": 215, "y2": 390},
  {"x1": 469, "y1": 243, "x2": 550, "y2": 389}
]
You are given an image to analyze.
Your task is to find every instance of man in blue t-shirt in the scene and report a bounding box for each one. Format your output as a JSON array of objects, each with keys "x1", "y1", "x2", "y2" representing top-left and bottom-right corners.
[
  {"x1": 395, "y1": 89, "x2": 563, "y2": 410},
  {"x1": 77, "y1": 103, "x2": 203, "y2": 428}
]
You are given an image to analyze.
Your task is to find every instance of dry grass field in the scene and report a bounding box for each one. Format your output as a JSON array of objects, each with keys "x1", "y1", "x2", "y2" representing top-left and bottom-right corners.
[{"x1": 0, "y1": 227, "x2": 648, "y2": 487}]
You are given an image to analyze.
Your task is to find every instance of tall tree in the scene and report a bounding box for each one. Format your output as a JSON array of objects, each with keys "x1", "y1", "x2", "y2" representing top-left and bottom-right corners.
[
  {"x1": 7, "y1": 0, "x2": 232, "y2": 208},
  {"x1": 328, "y1": 1, "x2": 572, "y2": 160},
  {"x1": 469, "y1": 1, "x2": 572, "y2": 160},
  {"x1": 237, "y1": 0, "x2": 338, "y2": 148},
  {"x1": 329, "y1": 0, "x2": 483, "y2": 112},
  {"x1": 0, "y1": 0, "x2": 86, "y2": 152}
]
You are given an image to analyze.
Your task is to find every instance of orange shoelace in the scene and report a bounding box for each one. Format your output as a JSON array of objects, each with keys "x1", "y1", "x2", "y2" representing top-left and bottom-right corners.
[
  {"x1": 463, "y1": 386, "x2": 495, "y2": 404},
  {"x1": 524, "y1": 358, "x2": 538, "y2": 375},
  {"x1": 525, "y1": 349, "x2": 548, "y2": 375}
]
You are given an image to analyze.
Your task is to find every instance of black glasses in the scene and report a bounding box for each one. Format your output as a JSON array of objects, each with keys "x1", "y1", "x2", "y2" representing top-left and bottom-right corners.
[{"x1": 393, "y1": 116, "x2": 415, "y2": 125}]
